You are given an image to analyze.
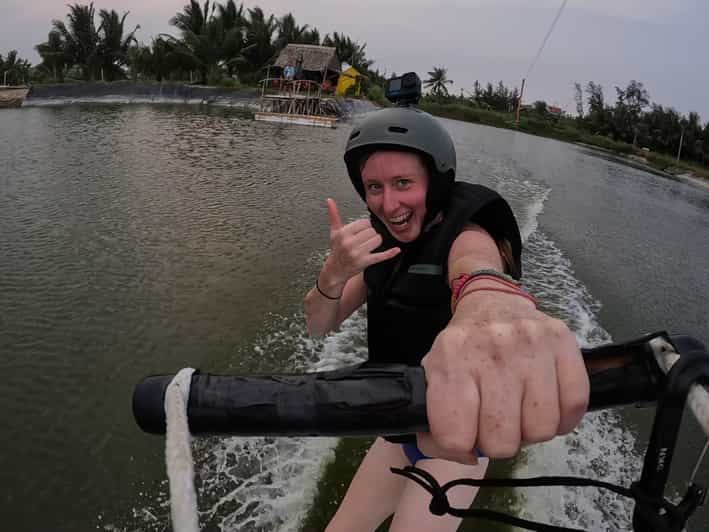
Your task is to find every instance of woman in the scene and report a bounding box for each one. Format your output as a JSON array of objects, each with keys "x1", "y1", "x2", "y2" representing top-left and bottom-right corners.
[{"x1": 304, "y1": 107, "x2": 589, "y2": 531}]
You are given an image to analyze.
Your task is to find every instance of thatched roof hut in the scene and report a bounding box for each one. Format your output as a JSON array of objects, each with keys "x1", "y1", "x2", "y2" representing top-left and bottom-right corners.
[{"x1": 273, "y1": 44, "x2": 341, "y2": 83}]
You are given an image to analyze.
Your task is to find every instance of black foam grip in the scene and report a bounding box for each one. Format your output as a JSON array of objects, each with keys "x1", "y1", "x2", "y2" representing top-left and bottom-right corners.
[{"x1": 133, "y1": 339, "x2": 665, "y2": 436}]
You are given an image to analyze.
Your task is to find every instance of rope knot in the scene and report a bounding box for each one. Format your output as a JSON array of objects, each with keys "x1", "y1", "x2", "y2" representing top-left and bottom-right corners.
[{"x1": 429, "y1": 492, "x2": 450, "y2": 516}]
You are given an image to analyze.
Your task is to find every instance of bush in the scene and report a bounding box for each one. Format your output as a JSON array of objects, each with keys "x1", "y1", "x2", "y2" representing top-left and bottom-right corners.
[
  {"x1": 218, "y1": 77, "x2": 242, "y2": 89},
  {"x1": 366, "y1": 84, "x2": 388, "y2": 106},
  {"x1": 579, "y1": 134, "x2": 634, "y2": 154},
  {"x1": 206, "y1": 66, "x2": 224, "y2": 87},
  {"x1": 418, "y1": 102, "x2": 511, "y2": 128}
]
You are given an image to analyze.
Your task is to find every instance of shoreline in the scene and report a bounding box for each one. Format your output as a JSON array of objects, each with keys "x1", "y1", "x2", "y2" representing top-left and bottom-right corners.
[
  {"x1": 19, "y1": 86, "x2": 708, "y2": 189},
  {"x1": 24, "y1": 81, "x2": 262, "y2": 110},
  {"x1": 22, "y1": 81, "x2": 376, "y2": 117},
  {"x1": 573, "y1": 142, "x2": 709, "y2": 190},
  {"x1": 419, "y1": 102, "x2": 709, "y2": 188}
]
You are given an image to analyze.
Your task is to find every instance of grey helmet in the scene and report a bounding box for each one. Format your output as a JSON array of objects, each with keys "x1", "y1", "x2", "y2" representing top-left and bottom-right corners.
[{"x1": 344, "y1": 106, "x2": 457, "y2": 217}]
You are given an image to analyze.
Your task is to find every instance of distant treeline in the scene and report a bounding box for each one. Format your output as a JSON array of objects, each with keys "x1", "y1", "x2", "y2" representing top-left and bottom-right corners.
[
  {"x1": 4, "y1": 1, "x2": 384, "y2": 87},
  {"x1": 0, "y1": 51, "x2": 32, "y2": 85},
  {"x1": 4, "y1": 4, "x2": 708, "y2": 168},
  {"x1": 421, "y1": 68, "x2": 709, "y2": 168}
]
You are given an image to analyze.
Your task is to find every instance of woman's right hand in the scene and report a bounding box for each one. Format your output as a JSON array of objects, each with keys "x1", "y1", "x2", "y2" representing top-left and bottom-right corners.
[{"x1": 322, "y1": 199, "x2": 401, "y2": 287}]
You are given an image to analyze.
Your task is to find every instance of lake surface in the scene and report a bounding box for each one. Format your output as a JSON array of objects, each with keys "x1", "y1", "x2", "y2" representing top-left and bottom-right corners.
[{"x1": 1, "y1": 104, "x2": 707, "y2": 531}]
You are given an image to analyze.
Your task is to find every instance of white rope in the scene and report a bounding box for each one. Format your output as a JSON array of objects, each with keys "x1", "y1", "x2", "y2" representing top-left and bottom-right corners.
[
  {"x1": 650, "y1": 337, "x2": 709, "y2": 437},
  {"x1": 525, "y1": 0, "x2": 569, "y2": 78},
  {"x1": 164, "y1": 368, "x2": 199, "y2": 532}
]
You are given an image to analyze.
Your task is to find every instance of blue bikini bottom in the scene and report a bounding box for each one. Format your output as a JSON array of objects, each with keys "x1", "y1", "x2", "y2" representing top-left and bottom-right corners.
[{"x1": 401, "y1": 442, "x2": 486, "y2": 465}]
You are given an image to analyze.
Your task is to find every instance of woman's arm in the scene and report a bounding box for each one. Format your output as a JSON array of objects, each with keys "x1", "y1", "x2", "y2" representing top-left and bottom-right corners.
[
  {"x1": 418, "y1": 224, "x2": 589, "y2": 463},
  {"x1": 304, "y1": 198, "x2": 400, "y2": 337},
  {"x1": 304, "y1": 272, "x2": 367, "y2": 336}
]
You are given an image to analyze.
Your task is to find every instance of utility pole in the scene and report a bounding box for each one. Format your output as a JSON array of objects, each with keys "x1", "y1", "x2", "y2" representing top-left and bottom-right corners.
[
  {"x1": 677, "y1": 126, "x2": 685, "y2": 163},
  {"x1": 515, "y1": 78, "x2": 526, "y2": 124}
]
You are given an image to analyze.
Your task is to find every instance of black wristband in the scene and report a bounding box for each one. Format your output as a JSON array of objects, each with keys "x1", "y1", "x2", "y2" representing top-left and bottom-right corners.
[{"x1": 316, "y1": 278, "x2": 341, "y2": 300}]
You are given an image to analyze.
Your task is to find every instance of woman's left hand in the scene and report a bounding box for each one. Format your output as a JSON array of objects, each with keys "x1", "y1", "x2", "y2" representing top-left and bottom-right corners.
[{"x1": 418, "y1": 290, "x2": 589, "y2": 464}]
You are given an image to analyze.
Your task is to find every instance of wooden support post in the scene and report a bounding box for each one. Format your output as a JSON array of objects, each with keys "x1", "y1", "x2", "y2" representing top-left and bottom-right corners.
[{"x1": 516, "y1": 78, "x2": 526, "y2": 125}]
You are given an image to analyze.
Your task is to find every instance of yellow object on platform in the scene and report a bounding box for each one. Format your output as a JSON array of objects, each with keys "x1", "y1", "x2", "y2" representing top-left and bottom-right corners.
[{"x1": 336, "y1": 67, "x2": 362, "y2": 97}]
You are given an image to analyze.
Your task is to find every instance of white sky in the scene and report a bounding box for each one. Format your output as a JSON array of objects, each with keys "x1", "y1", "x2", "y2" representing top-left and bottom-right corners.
[{"x1": 2, "y1": 0, "x2": 708, "y2": 118}]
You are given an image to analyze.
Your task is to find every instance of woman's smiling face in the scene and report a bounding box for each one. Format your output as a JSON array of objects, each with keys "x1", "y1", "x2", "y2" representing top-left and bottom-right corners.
[{"x1": 361, "y1": 151, "x2": 429, "y2": 243}]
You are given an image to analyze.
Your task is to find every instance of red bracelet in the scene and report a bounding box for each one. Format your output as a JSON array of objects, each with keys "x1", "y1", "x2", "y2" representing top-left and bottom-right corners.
[
  {"x1": 451, "y1": 273, "x2": 521, "y2": 302},
  {"x1": 453, "y1": 286, "x2": 537, "y2": 313}
]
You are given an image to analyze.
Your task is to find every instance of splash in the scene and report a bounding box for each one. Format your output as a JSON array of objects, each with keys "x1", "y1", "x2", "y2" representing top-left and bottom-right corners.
[
  {"x1": 194, "y1": 311, "x2": 369, "y2": 531},
  {"x1": 515, "y1": 229, "x2": 641, "y2": 530}
]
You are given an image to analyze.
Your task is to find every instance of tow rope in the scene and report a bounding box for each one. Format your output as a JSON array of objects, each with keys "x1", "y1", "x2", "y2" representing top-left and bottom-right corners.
[{"x1": 164, "y1": 367, "x2": 198, "y2": 532}]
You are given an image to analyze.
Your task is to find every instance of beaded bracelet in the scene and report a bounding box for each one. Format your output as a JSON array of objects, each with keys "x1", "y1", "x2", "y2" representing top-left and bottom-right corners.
[
  {"x1": 451, "y1": 269, "x2": 536, "y2": 313},
  {"x1": 316, "y1": 278, "x2": 341, "y2": 300}
]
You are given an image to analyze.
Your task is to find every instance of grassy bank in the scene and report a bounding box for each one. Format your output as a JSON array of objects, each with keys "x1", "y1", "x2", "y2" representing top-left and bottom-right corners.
[{"x1": 418, "y1": 102, "x2": 709, "y2": 182}]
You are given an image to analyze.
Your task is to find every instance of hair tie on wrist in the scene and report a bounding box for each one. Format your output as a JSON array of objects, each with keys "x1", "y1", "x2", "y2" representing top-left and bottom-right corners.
[{"x1": 316, "y1": 278, "x2": 341, "y2": 300}]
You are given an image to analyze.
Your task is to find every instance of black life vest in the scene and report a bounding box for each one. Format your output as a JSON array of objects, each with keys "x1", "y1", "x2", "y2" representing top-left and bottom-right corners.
[{"x1": 363, "y1": 182, "x2": 522, "y2": 366}]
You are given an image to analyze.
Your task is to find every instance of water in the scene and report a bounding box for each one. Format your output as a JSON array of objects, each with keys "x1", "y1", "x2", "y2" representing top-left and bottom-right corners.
[{"x1": 0, "y1": 105, "x2": 707, "y2": 531}]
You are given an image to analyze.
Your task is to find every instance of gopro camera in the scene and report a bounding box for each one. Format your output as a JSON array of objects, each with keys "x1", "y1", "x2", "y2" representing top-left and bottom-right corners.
[{"x1": 385, "y1": 72, "x2": 422, "y2": 106}]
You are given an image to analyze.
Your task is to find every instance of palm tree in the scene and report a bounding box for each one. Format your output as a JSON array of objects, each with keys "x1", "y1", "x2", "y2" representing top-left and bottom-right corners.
[
  {"x1": 169, "y1": 0, "x2": 220, "y2": 83},
  {"x1": 1, "y1": 50, "x2": 31, "y2": 85},
  {"x1": 149, "y1": 37, "x2": 187, "y2": 82},
  {"x1": 322, "y1": 32, "x2": 372, "y2": 72},
  {"x1": 51, "y1": 3, "x2": 101, "y2": 80},
  {"x1": 240, "y1": 7, "x2": 278, "y2": 80},
  {"x1": 216, "y1": 0, "x2": 245, "y2": 77},
  {"x1": 171, "y1": 0, "x2": 212, "y2": 36},
  {"x1": 424, "y1": 67, "x2": 453, "y2": 98},
  {"x1": 217, "y1": 0, "x2": 244, "y2": 29},
  {"x1": 301, "y1": 28, "x2": 320, "y2": 45},
  {"x1": 274, "y1": 13, "x2": 309, "y2": 51},
  {"x1": 36, "y1": 31, "x2": 68, "y2": 82},
  {"x1": 97, "y1": 9, "x2": 140, "y2": 81}
]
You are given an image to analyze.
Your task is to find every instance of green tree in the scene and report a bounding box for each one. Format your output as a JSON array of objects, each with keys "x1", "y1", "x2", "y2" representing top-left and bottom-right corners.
[
  {"x1": 585, "y1": 81, "x2": 608, "y2": 134},
  {"x1": 169, "y1": 0, "x2": 220, "y2": 84},
  {"x1": 574, "y1": 82, "x2": 583, "y2": 118},
  {"x1": 0, "y1": 50, "x2": 31, "y2": 85},
  {"x1": 153, "y1": 37, "x2": 188, "y2": 81},
  {"x1": 612, "y1": 80, "x2": 649, "y2": 143},
  {"x1": 322, "y1": 32, "x2": 372, "y2": 72},
  {"x1": 51, "y1": 3, "x2": 101, "y2": 80},
  {"x1": 424, "y1": 67, "x2": 453, "y2": 98},
  {"x1": 301, "y1": 28, "x2": 321, "y2": 45},
  {"x1": 274, "y1": 13, "x2": 310, "y2": 51},
  {"x1": 240, "y1": 7, "x2": 278, "y2": 81},
  {"x1": 533, "y1": 100, "x2": 548, "y2": 116},
  {"x1": 216, "y1": 0, "x2": 245, "y2": 77},
  {"x1": 97, "y1": 9, "x2": 140, "y2": 81},
  {"x1": 35, "y1": 31, "x2": 68, "y2": 81},
  {"x1": 126, "y1": 43, "x2": 151, "y2": 81}
]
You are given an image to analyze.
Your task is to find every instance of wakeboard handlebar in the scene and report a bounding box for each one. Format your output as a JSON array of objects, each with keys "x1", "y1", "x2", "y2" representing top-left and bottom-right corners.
[
  {"x1": 133, "y1": 332, "x2": 672, "y2": 436},
  {"x1": 133, "y1": 332, "x2": 709, "y2": 532}
]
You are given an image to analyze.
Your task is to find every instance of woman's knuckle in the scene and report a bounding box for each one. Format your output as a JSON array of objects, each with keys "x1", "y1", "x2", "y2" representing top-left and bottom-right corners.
[
  {"x1": 492, "y1": 441, "x2": 520, "y2": 459},
  {"x1": 524, "y1": 420, "x2": 558, "y2": 443},
  {"x1": 437, "y1": 434, "x2": 470, "y2": 455}
]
